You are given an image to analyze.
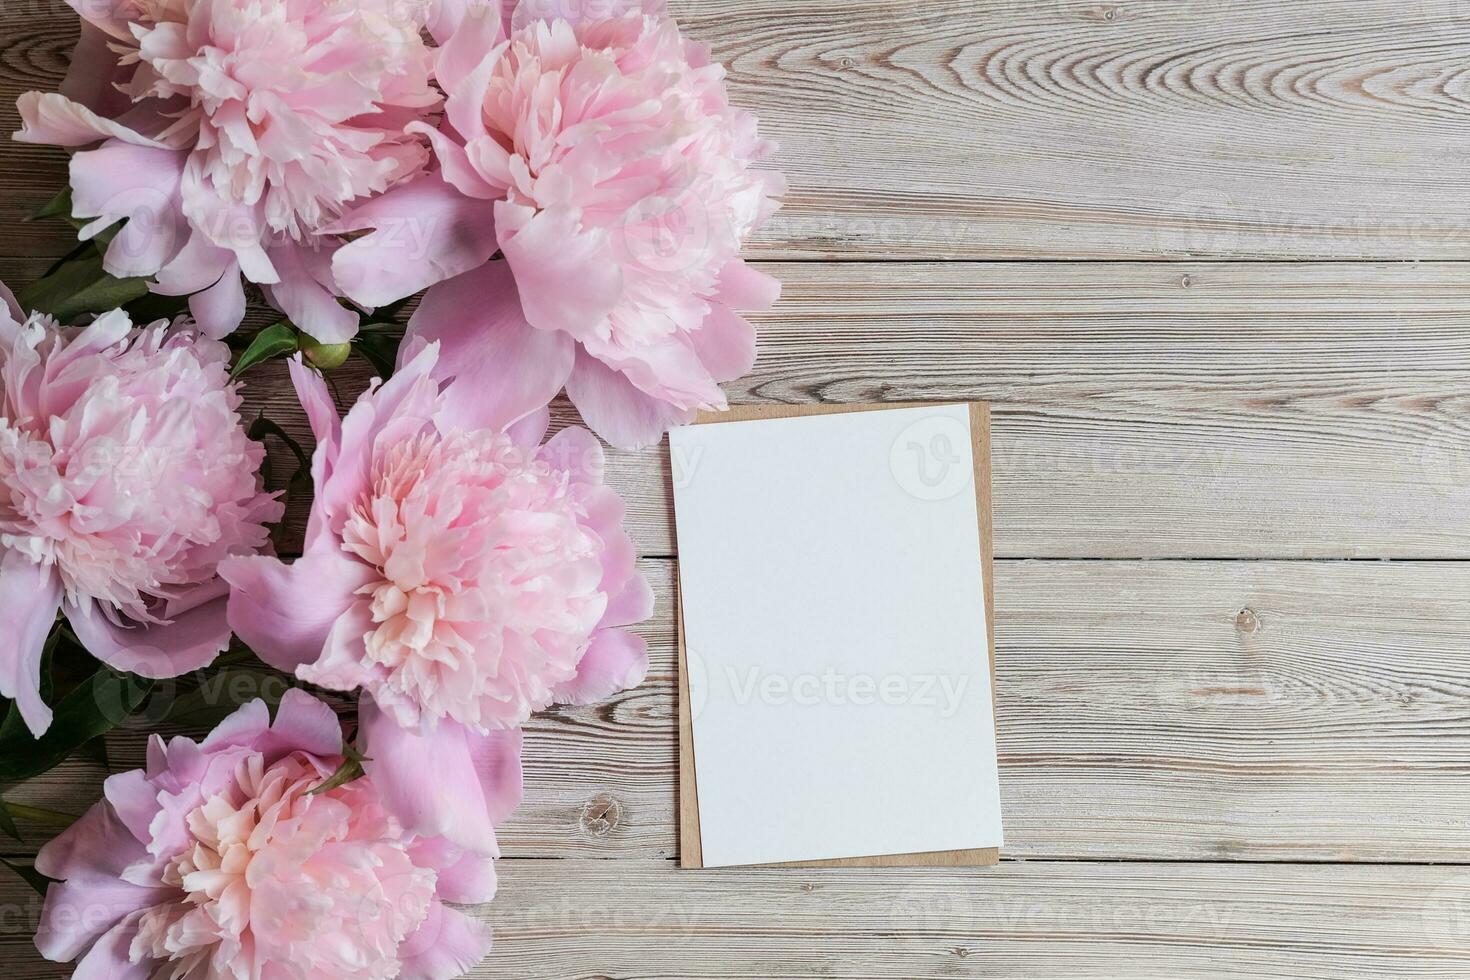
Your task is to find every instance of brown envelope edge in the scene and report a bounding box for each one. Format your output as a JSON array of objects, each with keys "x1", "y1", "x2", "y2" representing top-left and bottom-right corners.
[{"x1": 676, "y1": 402, "x2": 1000, "y2": 869}]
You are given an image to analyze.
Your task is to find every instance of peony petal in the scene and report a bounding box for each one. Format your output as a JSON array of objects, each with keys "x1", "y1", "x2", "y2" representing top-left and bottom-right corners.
[
  {"x1": 552, "y1": 628, "x2": 649, "y2": 705},
  {"x1": 0, "y1": 277, "x2": 22, "y2": 324},
  {"x1": 496, "y1": 201, "x2": 621, "y2": 342},
  {"x1": 564, "y1": 350, "x2": 695, "y2": 450},
  {"x1": 0, "y1": 550, "x2": 63, "y2": 737},
  {"x1": 468, "y1": 727, "x2": 523, "y2": 826},
  {"x1": 601, "y1": 572, "x2": 655, "y2": 629},
  {"x1": 328, "y1": 175, "x2": 499, "y2": 308},
  {"x1": 406, "y1": 120, "x2": 501, "y2": 200},
  {"x1": 434, "y1": 6, "x2": 505, "y2": 101},
  {"x1": 398, "y1": 903, "x2": 494, "y2": 980},
  {"x1": 687, "y1": 303, "x2": 757, "y2": 383},
  {"x1": 198, "y1": 689, "x2": 343, "y2": 766},
  {"x1": 261, "y1": 241, "x2": 358, "y2": 344},
  {"x1": 69, "y1": 917, "x2": 150, "y2": 980},
  {"x1": 34, "y1": 799, "x2": 148, "y2": 882},
  {"x1": 406, "y1": 262, "x2": 576, "y2": 431},
  {"x1": 360, "y1": 701, "x2": 516, "y2": 856},
  {"x1": 713, "y1": 259, "x2": 782, "y2": 311},
  {"x1": 152, "y1": 232, "x2": 233, "y2": 296},
  {"x1": 512, "y1": 0, "x2": 666, "y2": 29},
  {"x1": 504, "y1": 406, "x2": 550, "y2": 449},
  {"x1": 64, "y1": 589, "x2": 231, "y2": 680},
  {"x1": 35, "y1": 880, "x2": 169, "y2": 963},
  {"x1": 186, "y1": 261, "x2": 245, "y2": 339},
  {"x1": 14, "y1": 92, "x2": 168, "y2": 148},
  {"x1": 68, "y1": 140, "x2": 188, "y2": 278},
  {"x1": 432, "y1": 849, "x2": 498, "y2": 905},
  {"x1": 220, "y1": 547, "x2": 375, "y2": 674}
]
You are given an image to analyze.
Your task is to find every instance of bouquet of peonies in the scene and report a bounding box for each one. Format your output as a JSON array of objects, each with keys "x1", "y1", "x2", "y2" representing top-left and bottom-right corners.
[{"x1": 1, "y1": 0, "x2": 781, "y2": 975}]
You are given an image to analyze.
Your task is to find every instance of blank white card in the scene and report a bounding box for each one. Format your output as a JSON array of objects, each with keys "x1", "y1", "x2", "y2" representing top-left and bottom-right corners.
[{"x1": 670, "y1": 404, "x2": 1003, "y2": 868}]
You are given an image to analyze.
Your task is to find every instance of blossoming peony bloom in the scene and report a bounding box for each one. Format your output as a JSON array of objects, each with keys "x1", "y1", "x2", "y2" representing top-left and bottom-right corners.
[
  {"x1": 329, "y1": 0, "x2": 784, "y2": 448},
  {"x1": 220, "y1": 341, "x2": 651, "y2": 849},
  {"x1": 34, "y1": 689, "x2": 520, "y2": 979},
  {"x1": 14, "y1": 0, "x2": 442, "y2": 342},
  {"x1": 0, "y1": 286, "x2": 281, "y2": 737}
]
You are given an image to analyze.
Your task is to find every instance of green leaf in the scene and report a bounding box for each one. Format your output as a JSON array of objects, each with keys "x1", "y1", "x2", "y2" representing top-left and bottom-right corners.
[
  {"x1": 0, "y1": 857, "x2": 52, "y2": 897},
  {"x1": 354, "y1": 329, "x2": 402, "y2": 379},
  {"x1": 161, "y1": 668, "x2": 288, "y2": 730},
  {"x1": 230, "y1": 321, "x2": 299, "y2": 379},
  {"x1": 123, "y1": 290, "x2": 191, "y2": 324},
  {"x1": 0, "y1": 670, "x2": 153, "y2": 784},
  {"x1": 309, "y1": 756, "x2": 365, "y2": 796},
  {"x1": 248, "y1": 415, "x2": 311, "y2": 486},
  {"x1": 77, "y1": 736, "x2": 109, "y2": 769},
  {"x1": 15, "y1": 252, "x2": 150, "y2": 321},
  {"x1": 29, "y1": 188, "x2": 74, "y2": 224},
  {"x1": 0, "y1": 797, "x2": 20, "y2": 842}
]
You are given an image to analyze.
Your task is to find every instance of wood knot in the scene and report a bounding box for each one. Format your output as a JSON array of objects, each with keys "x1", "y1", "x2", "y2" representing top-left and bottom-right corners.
[
  {"x1": 579, "y1": 793, "x2": 622, "y2": 836},
  {"x1": 1180, "y1": 273, "x2": 1192, "y2": 288},
  {"x1": 800, "y1": 882, "x2": 816, "y2": 893},
  {"x1": 952, "y1": 946, "x2": 972, "y2": 958},
  {"x1": 1235, "y1": 607, "x2": 1260, "y2": 634}
]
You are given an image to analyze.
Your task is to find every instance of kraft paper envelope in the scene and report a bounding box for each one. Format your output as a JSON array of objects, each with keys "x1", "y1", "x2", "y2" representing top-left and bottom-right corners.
[{"x1": 673, "y1": 402, "x2": 1001, "y2": 869}]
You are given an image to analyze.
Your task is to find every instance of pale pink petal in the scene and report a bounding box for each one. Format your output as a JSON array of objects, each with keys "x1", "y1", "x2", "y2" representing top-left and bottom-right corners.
[
  {"x1": 552, "y1": 628, "x2": 648, "y2": 705},
  {"x1": 397, "y1": 903, "x2": 493, "y2": 980},
  {"x1": 360, "y1": 701, "x2": 510, "y2": 856},
  {"x1": 406, "y1": 262, "x2": 575, "y2": 431},
  {"x1": 713, "y1": 259, "x2": 781, "y2": 311},
  {"x1": 688, "y1": 303, "x2": 757, "y2": 383},
  {"x1": 496, "y1": 201, "x2": 621, "y2": 341},
  {"x1": 36, "y1": 881, "x2": 169, "y2": 963},
  {"x1": 468, "y1": 727, "x2": 524, "y2": 825},
  {"x1": 186, "y1": 262, "x2": 245, "y2": 339},
  {"x1": 564, "y1": 350, "x2": 696, "y2": 450},
  {"x1": 434, "y1": 8, "x2": 505, "y2": 107},
  {"x1": 68, "y1": 141, "x2": 187, "y2": 278},
  {"x1": 328, "y1": 176, "x2": 499, "y2": 308},
  {"x1": 69, "y1": 917, "x2": 150, "y2": 980},
  {"x1": 261, "y1": 241, "x2": 358, "y2": 344},
  {"x1": 64, "y1": 589, "x2": 230, "y2": 679},
  {"x1": 220, "y1": 547, "x2": 375, "y2": 674},
  {"x1": 34, "y1": 799, "x2": 147, "y2": 882},
  {"x1": 152, "y1": 232, "x2": 233, "y2": 295},
  {"x1": 0, "y1": 549, "x2": 63, "y2": 737},
  {"x1": 602, "y1": 573, "x2": 655, "y2": 629},
  {"x1": 511, "y1": 0, "x2": 666, "y2": 29},
  {"x1": 201, "y1": 688, "x2": 343, "y2": 763},
  {"x1": 503, "y1": 406, "x2": 550, "y2": 449},
  {"x1": 406, "y1": 120, "x2": 501, "y2": 199},
  {"x1": 0, "y1": 278, "x2": 21, "y2": 324},
  {"x1": 180, "y1": 159, "x2": 277, "y2": 284},
  {"x1": 433, "y1": 850, "x2": 498, "y2": 905},
  {"x1": 14, "y1": 92, "x2": 167, "y2": 148}
]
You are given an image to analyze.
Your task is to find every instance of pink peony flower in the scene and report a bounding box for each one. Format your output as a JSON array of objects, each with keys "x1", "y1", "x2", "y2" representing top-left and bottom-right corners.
[
  {"x1": 14, "y1": 0, "x2": 442, "y2": 342},
  {"x1": 219, "y1": 341, "x2": 651, "y2": 849},
  {"x1": 34, "y1": 689, "x2": 520, "y2": 979},
  {"x1": 0, "y1": 285, "x2": 281, "y2": 737},
  {"x1": 329, "y1": 0, "x2": 784, "y2": 448}
]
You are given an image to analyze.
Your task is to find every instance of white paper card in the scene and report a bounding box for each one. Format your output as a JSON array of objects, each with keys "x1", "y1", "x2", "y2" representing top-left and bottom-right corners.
[{"x1": 670, "y1": 404, "x2": 1003, "y2": 868}]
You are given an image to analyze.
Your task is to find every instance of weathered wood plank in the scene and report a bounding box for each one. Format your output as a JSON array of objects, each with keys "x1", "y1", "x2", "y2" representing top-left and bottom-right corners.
[
  {"x1": 2, "y1": 860, "x2": 1468, "y2": 978},
  {"x1": 227, "y1": 261, "x2": 1470, "y2": 560},
  {"x1": 8, "y1": 559, "x2": 1470, "y2": 863},
  {"x1": 6, "y1": 0, "x2": 1470, "y2": 267}
]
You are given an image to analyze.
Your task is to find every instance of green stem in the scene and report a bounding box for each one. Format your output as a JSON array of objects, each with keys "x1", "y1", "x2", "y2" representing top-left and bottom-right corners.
[{"x1": 3, "y1": 803, "x2": 78, "y2": 829}]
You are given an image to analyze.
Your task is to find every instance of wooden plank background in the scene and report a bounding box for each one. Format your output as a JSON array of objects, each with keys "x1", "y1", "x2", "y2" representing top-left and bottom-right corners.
[{"x1": 3, "y1": 0, "x2": 1470, "y2": 977}]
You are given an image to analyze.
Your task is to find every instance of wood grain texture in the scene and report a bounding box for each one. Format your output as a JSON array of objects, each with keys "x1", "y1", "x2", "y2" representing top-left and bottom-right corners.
[
  {"x1": 8, "y1": 0, "x2": 1470, "y2": 267},
  {"x1": 3, "y1": 860, "x2": 1468, "y2": 979},
  {"x1": 8, "y1": 558, "x2": 1470, "y2": 863},
  {"x1": 223, "y1": 261, "x2": 1470, "y2": 560}
]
